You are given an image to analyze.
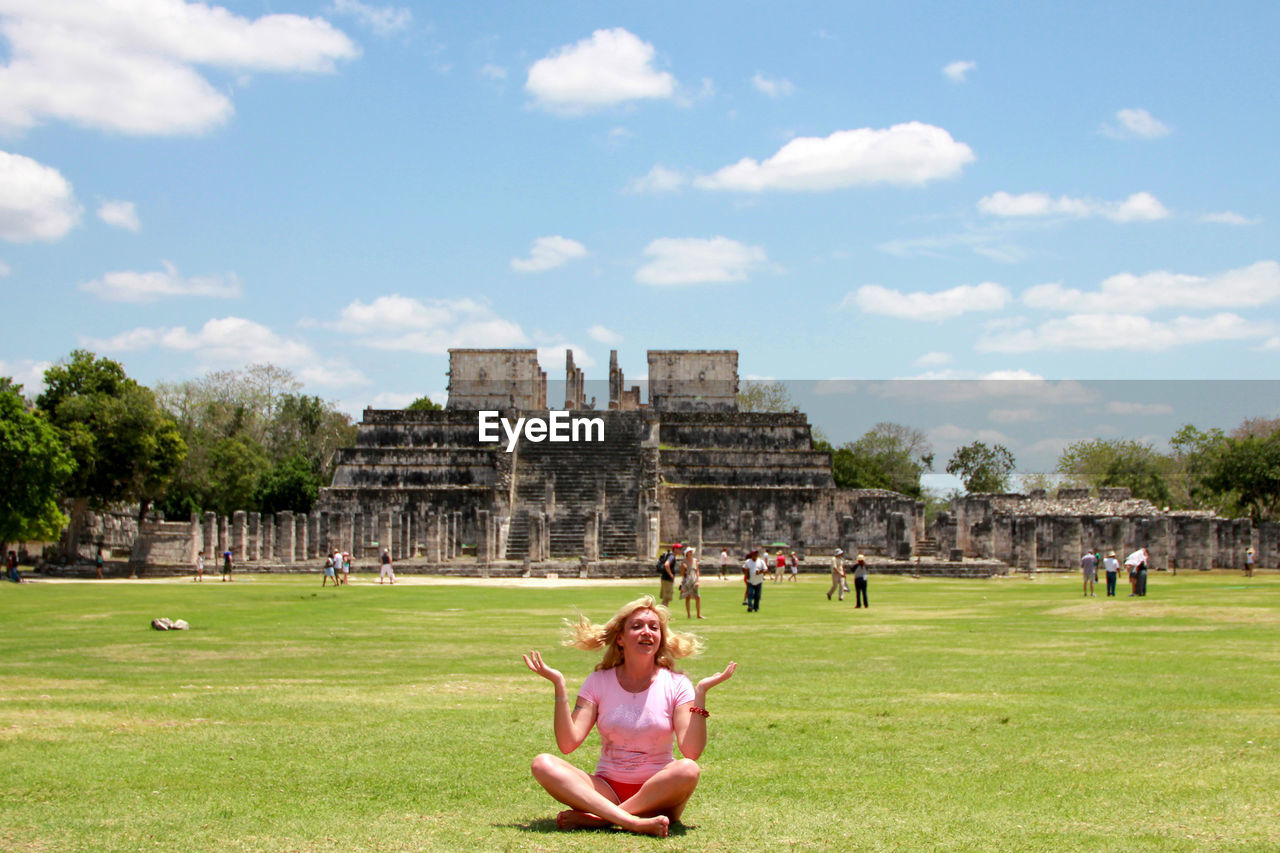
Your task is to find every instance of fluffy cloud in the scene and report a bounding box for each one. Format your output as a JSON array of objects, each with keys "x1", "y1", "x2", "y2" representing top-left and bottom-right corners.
[
  {"x1": 1200, "y1": 211, "x2": 1259, "y2": 226},
  {"x1": 96, "y1": 199, "x2": 139, "y2": 232},
  {"x1": 0, "y1": 357, "x2": 51, "y2": 392},
  {"x1": 0, "y1": 0, "x2": 357, "y2": 136},
  {"x1": 336, "y1": 295, "x2": 528, "y2": 352},
  {"x1": 843, "y1": 281, "x2": 1010, "y2": 322},
  {"x1": 526, "y1": 28, "x2": 675, "y2": 114},
  {"x1": 79, "y1": 261, "x2": 240, "y2": 302},
  {"x1": 328, "y1": 0, "x2": 410, "y2": 37},
  {"x1": 976, "y1": 312, "x2": 1265, "y2": 353},
  {"x1": 537, "y1": 344, "x2": 594, "y2": 370},
  {"x1": 635, "y1": 237, "x2": 767, "y2": 285},
  {"x1": 751, "y1": 72, "x2": 794, "y2": 97},
  {"x1": 0, "y1": 150, "x2": 81, "y2": 241},
  {"x1": 978, "y1": 191, "x2": 1169, "y2": 222},
  {"x1": 1022, "y1": 261, "x2": 1280, "y2": 313},
  {"x1": 588, "y1": 325, "x2": 622, "y2": 345},
  {"x1": 695, "y1": 122, "x2": 975, "y2": 191},
  {"x1": 626, "y1": 164, "x2": 687, "y2": 193},
  {"x1": 914, "y1": 351, "x2": 953, "y2": 368},
  {"x1": 942, "y1": 60, "x2": 976, "y2": 82},
  {"x1": 1101, "y1": 107, "x2": 1171, "y2": 140},
  {"x1": 510, "y1": 235, "x2": 588, "y2": 273},
  {"x1": 85, "y1": 316, "x2": 316, "y2": 366}
]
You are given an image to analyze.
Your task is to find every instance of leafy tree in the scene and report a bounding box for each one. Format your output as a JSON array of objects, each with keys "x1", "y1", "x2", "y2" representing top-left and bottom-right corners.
[
  {"x1": 1054, "y1": 438, "x2": 1173, "y2": 506},
  {"x1": 1168, "y1": 424, "x2": 1228, "y2": 509},
  {"x1": 946, "y1": 441, "x2": 1016, "y2": 494},
  {"x1": 253, "y1": 454, "x2": 322, "y2": 515},
  {"x1": 824, "y1": 422, "x2": 934, "y2": 498},
  {"x1": 1017, "y1": 471, "x2": 1060, "y2": 497},
  {"x1": 1199, "y1": 427, "x2": 1280, "y2": 520},
  {"x1": 0, "y1": 382, "x2": 74, "y2": 551},
  {"x1": 737, "y1": 381, "x2": 793, "y2": 413},
  {"x1": 406, "y1": 395, "x2": 443, "y2": 411},
  {"x1": 36, "y1": 351, "x2": 186, "y2": 552}
]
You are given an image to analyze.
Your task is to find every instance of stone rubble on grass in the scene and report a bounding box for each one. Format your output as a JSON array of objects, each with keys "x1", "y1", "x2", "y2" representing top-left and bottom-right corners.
[{"x1": 150, "y1": 618, "x2": 189, "y2": 630}]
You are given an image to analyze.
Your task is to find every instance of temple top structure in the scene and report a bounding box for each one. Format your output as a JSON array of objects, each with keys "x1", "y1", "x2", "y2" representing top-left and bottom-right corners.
[{"x1": 446, "y1": 348, "x2": 740, "y2": 412}]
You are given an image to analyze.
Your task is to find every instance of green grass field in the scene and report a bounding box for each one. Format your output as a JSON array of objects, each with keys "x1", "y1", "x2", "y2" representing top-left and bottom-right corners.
[{"x1": 2, "y1": 571, "x2": 1277, "y2": 852}]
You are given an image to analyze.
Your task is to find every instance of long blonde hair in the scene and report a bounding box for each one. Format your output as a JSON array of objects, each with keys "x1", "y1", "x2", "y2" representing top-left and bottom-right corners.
[{"x1": 563, "y1": 595, "x2": 703, "y2": 671}]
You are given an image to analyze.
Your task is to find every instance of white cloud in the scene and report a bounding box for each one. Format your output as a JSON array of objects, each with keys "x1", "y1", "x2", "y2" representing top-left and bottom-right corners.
[
  {"x1": 79, "y1": 261, "x2": 240, "y2": 302},
  {"x1": 1105, "y1": 401, "x2": 1174, "y2": 416},
  {"x1": 510, "y1": 235, "x2": 588, "y2": 273},
  {"x1": 942, "y1": 60, "x2": 976, "y2": 83},
  {"x1": 588, "y1": 325, "x2": 622, "y2": 345},
  {"x1": 1200, "y1": 211, "x2": 1259, "y2": 226},
  {"x1": 988, "y1": 408, "x2": 1046, "y2": 424},
  {"x1": 96, "y1": 199, "x2": 139, "y2": 232},
  {"x1": 914, "y1": 351, "x2": 952, "y2": 368},
  {"x1": 336, "y1": 295, "x2": 528, "y2": 352},
  {"x1": 1262, "y1": 337, "x2": 1280, "y2": 351},
  {"x1": 0, "y1": 259, "x2": 9, "y2": 276},
  {"x1": 875, "y1": 378, "x2": 1098, "y2": 406},
  {"x1": 635, "y1": 237, "x2": 768, "y2": 286},
  {"x1": 877, "y1": 227, "x2": 1029, "y2": 264},
  {"x1": 0, "y1": 358, "x2": 51, "y2": 392},
  {"x1": 297, "y1": 363, "x2": 368, "y2": 387},
  {"x1": 1101, "y1": 107, "x2": 1171, "y2": 140},
  {"x1": 328, "y1": 0, "x2": 410, "y2": 37},
  {"x1": 976, "y1": 312, "x2": 1266, "y2": 353},
  {"x1": 626, "y1": 164, "x2": 687, "y2": 193},
  {"x1": 84, "y1": 316, "x2": 316, "y2": 366},
  {"x1": 695, "y1": 122, "x2": 975, "y2": 191},
  {"x1": 751, "y1": 72, "x2": 794, "y2": 97},
  {"x1": 525, "y1": 28, "x2": 675, "y2": 114},
  {"x1": 1022, "y1": 261, "x2": 1280, "y2": 313},
  {"x1": 0, "y1": 0, "x2": 358, "y2": 136},
  {"x1": 0, "y1": 150, "x2": 81, "y2": 242},
  {"x1": 479, "y1": 63, "x2": 507, "y2": 81},
  {"x1": 978, "y1": 191, "x2": 1170, "y2": 222},
  {"x1": 537, "y1": 344, "x2": 595, "y2": 370},
  {"x1": 843, "y1": 281, "x2": 1010, "y2": 322}
]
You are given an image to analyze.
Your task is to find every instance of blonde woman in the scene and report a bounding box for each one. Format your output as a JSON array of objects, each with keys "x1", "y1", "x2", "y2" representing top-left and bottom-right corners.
[
  {"x1": 680, "y1": 546, "x2": 703, "y2": 619},
  {"x1": 522, "y1": 596, "x2": 736, "y2": 837}
]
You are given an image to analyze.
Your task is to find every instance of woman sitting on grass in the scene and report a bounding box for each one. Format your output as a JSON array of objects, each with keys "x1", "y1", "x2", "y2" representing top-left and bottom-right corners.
[{"x1": 522, "y1": 595, "x2": 736, "y2": 837}]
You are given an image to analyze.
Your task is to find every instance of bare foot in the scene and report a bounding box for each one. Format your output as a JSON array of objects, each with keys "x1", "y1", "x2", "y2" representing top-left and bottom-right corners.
[
  {"x1": 630, "y1": 815, "x2": 670, "y2": 837},
  {"x1": 556, "y1": 809, "x2": 612, "y2": 830}
]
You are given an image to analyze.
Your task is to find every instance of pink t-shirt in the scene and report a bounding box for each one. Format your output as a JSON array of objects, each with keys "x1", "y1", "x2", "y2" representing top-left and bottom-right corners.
[{"x1": 578, "y1": 667, "x2": 695, "y2": 783}]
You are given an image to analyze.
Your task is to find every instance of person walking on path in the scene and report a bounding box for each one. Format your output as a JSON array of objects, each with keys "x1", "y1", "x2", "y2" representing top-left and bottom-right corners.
[
  {"x1": 323, "y1": 552, "x2": 338, "y2": 587},
  {"x1": 341, "y1": 552, "x2": 351, "y2": 585},
  {"x1": 221, "y1": 549, "x2": 233, "y2": 582},
  {"x1": 522, "y1": 595, "x2": 736, "y2": 837},
  {"x1": 1102, "y1": 551, "x2": 1120, "y2": 597},
  {"x1": 95, "y1": 547, "x2": 104, "y2": 579},
  {"x1": 380, "y1": 548, "x2": 396, "y2": 584},
  {"x1": 659, "y1": 544, "x2": 680, "y2": 607},
  {"x1": 679, "y1": 547, "x2": 703, "y2": 619},
  {"x1": 1080, "y1": 551, "x2": 1097, "y2": 597},
  {"x1": 744, "y1": 550, "x2": 766, "y2": 612},
  {"x1": 1245, "y1": 547, "x2": 1255, "y2": 578},
  {"x1": 852, "y1": 554, "x2": 869, "y2": 608},
  {"x1": 827, "y1": 549, "x2": 846, "y2": 601},
  {"x1": 194, "y1": 552, "x2": 204, "y2": 582},
  {"x1": 717, "y1": 548, "x2": 728, "y2": 580}
]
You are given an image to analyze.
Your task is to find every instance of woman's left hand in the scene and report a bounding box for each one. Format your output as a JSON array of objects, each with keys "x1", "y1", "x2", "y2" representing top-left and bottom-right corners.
[{"x1": 696, "y1": 661, "x2": 737, "y2": 694}]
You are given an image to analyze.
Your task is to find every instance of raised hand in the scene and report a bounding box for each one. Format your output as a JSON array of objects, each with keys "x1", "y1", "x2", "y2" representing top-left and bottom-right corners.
[
  {"x1": 522, "y1": 650, "x2": 565, "y2": 687},
  {"x1": 696, "y1": 661, "x2": 737, "y2": 694}
]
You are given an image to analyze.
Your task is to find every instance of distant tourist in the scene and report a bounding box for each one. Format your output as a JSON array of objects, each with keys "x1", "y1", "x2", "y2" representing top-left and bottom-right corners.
[
  {"x1": 1125, "y1": 548, "x2": 1149, "y2": 597},
  {"x1": 194, "y1": 552, "x2": 204, "y2": 582},
  {"x1": 827, "y1": 549, "x2": 846, "y2": 601},
  {"x1": 1080, "y1": 551, "x2": 1097, "y2": 597},
  {"x1": 95, "y1": 546, "x2": 104, "y2": 579},
  {"x1": 788, "y1": 551, "x2": 799, "y2": 582},
  {"x1": 852, "y1": 554, "x2": 869, "y2": 608},
  {"x1": 522, "y1": 595, "x2": 736, "y2": 836},
  {"x1": 6, "y1": 550, "x2": 23, "y2": 583},
  {"x1": 1102, "y1": 551, "x2": 1120, "y2": 597},
  {"x1": 342, "y1": 551, "x2": 351, "y2": 584},
  {"x1": 718, "y1": 548, "x2": 729, "y2": 580},
  {"x1": 679, "y1": 547, "x2": 702, "y2": 619},
  {"x1": 745, "y1": 550, "x2": 766, "y2": 612},
  {"x1": 221, "y1": 549, "x2": 233, "y2": 582},
  {"x1": 1245, "y1": 547, "x2": 1255, "y2": 578},
  {"x1": 380, "y1": 548, "x2": 396, "y2": 584},
  {"x1": 774, "y1": 550, "x2": 786, "y2": 583},
  {"x1": 658, "y1": 544, "x2": 680, "y2": 607},
  {"x1": 323, "y1": 552, "x2": 338, "y2": 587}
]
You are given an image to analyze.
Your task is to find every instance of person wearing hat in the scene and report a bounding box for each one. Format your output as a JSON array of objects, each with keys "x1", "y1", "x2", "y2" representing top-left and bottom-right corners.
[
  {"x1": 1102, "y1": 551, "x2": 1120, "y2": 597},
  {"x1": 1080, "y1": 549, "x2": 1097, "y2": 598},
  {"x1": 852, "y1": 554, "x2": 870, "y2": 608},
  {"x1": 659, "y1": 544, "x2": 681, "y2": 607},
  {"x1": 744, "y1": 549, "x2": 766, "y2": 612},
  {"x1": 827, "y1": 549, "x2": 846, "y2": 601},
  {"x1": 1245, "y1": 547, "x2": 1255, "y2": 578}
]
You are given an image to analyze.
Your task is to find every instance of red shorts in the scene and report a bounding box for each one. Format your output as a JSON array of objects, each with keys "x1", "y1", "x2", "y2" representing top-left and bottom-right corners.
[{"x1": 600, "y1": 776, "x2": 645, "y2": 803}]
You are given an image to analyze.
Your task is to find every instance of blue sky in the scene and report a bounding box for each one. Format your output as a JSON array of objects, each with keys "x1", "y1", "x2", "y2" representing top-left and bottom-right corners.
[{"x1": 1, "y1": 0, "x2": 1277, "y2": 478}]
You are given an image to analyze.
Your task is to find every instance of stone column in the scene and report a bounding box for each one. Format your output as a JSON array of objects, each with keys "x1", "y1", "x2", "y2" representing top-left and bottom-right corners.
[
  {"x1": 1014, "y1": 517, "x2": 1037, "y2": 570},
  {"x1": 303, "y1": 512, "x2": 315, "y2": 560},
  {"x1": 189, "y1": 513, "x2": 202, "y2": 566},
  {"x1": 218, "y1": 515, "x2": 229, "y2": 557},
  {"x1": 248, "y1": 512, "x2": 261, "y2": 561},
  {"x1": 1232, "y1": 519, "x2": 1252, "y2": 570},
  {"x1": 278, "y1": 511, "x2": 295, "y2": 563},
  {"x1": 529, "y1": 511, "x2": 545, "y2": 562},
  {"x1": 584, "y1": 510, "x2": 600, "y2": 561},
  {"x1": 260, "y1": 513, "x2": 274, "y2": 564},
  {"x1": 646, "y1": 512, "x2": 660, "y2": 560},
  {"x1": 839, "y1": 515, "x2": 856, "y2": 556},
  {"x1": 202, "y1": 512, "x2": 217, "y2": 558},
  {"x1": 1258, "y1": 521, "x2": 1277, "y2": 569},
  {"x1": 889, "y1": 511, "x2": 911, "y2": 560},
  {"x1": 687, "y1": 510, "x2": 703, "y2": 560},
  {"x1": 401, "y1": 513, "x2": 411, "y2": 560},
  {"x1": 476, "y1": 509, "x2": 490, "y2": 565},
  {"x1": 453, "y1": 511, "x2": 463, "y2": 560}
]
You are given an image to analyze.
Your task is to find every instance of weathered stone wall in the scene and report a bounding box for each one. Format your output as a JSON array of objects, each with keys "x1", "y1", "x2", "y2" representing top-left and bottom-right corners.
[
  {"x1": 447, "y1": 348, "x2": 546, "y2": 410},
  {"x1": 647, "y1": 350, "x2": 738, "y2": 412}
]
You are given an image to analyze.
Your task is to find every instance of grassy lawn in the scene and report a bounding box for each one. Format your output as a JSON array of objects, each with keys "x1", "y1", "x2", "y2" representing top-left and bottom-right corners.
[{"x1": 1, "y1": 571, "x2": 1276, "y2": 852}]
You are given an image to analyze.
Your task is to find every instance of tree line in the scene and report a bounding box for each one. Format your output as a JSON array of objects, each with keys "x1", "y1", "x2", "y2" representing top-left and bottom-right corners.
[{"x1": 1, "y1": 351, "x2": 359, "y2": 556}]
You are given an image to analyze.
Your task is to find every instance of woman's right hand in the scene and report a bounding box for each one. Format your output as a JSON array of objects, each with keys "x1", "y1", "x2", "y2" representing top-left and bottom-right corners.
[{"x1": 522, "y1": 650, "x2": 565, "y2": 687}]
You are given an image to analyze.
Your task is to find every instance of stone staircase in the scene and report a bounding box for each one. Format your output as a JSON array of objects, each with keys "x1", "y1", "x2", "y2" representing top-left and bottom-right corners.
[{"x1": 914, "y1": 536, "x2": 940, "y2": 558}]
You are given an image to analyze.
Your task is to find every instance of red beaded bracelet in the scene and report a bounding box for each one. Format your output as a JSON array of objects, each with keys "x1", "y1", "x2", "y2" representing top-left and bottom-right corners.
[{"x1": 689, "y1": 705, "x2": 710, "y2": 718}]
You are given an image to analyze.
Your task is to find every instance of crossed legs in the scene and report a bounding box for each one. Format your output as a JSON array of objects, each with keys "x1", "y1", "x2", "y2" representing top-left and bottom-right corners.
[{"x1": 530, "y1": 753, "x2": 700, "y2": 836}]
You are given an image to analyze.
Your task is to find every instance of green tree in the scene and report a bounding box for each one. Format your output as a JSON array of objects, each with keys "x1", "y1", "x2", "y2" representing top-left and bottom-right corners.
[
  {"x1": 0, "y1": 382, "x2": 74, "y2": 551},
  {"x1": 946, "y1": 441, "x2": 1016, "y2": 494},
  {"x1": 1054, "y1": 438, "x2": 1173, "y2": 506},
  {"x1": 253, "y1": 454, "x2": 323, "y2": 514},
  {"x1": 824, "y1": 422, "x2": 934, "y2": 498},
  {"x1": 1199, "y1": 427, "x2": 1280, "y2": 520},
  {"x1": 36, "y1": 351, "x2": 186, "y2": 552},
  {"x1": 737, "y1": 381, "x2": 793, "y2": 412},
  {"x1": 406, "y1": 395, "x2": 443, "y2": 411}
]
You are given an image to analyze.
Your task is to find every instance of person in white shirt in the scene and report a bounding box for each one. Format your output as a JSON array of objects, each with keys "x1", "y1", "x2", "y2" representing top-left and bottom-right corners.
[{"x1": 744, "y1": 550, "x2": 766, "y2": 612}]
